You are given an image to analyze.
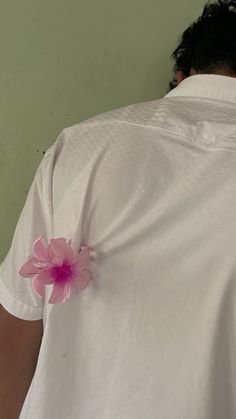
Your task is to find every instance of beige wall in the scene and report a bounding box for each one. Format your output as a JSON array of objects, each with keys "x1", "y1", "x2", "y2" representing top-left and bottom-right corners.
[{"x1": 0, "y1": 0, "x2": 205, "y2": 260}]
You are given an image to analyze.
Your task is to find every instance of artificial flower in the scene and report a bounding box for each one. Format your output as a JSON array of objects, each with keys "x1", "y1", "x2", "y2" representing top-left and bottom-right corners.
[{"x1": 19, "y1": 236, "x2": 91, "y2": 304}]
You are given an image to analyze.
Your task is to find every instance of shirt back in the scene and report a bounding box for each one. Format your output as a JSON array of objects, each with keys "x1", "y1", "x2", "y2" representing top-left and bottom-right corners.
[{"x1": 1, "y1": 74, "x2": 236, "y2": 419}]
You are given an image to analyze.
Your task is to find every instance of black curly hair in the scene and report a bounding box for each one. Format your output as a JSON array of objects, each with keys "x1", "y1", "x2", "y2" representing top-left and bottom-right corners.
[{"x1": 168, "y1": 0, "x2": 236, "y2": 91}]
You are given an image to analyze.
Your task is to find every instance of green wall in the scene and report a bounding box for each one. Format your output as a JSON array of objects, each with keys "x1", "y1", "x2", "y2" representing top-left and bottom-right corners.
[{"x1": 0, "y1": 0, "x2": 205, "y2": 261}]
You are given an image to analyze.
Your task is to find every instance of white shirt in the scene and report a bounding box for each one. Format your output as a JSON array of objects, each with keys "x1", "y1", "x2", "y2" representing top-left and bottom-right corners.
[{"x1": 1, "y1": 74, "x2": 236, "y2": 419}]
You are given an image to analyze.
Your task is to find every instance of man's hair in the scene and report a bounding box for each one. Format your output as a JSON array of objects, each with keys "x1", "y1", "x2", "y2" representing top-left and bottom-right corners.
[{"x1": 168, "y1": 0, "x2": 236, "y2": 91}]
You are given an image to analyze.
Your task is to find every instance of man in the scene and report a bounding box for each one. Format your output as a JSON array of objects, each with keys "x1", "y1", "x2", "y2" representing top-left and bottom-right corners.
[{"x1": 1, "y1": 0, "x2": 236, "y2": 417}]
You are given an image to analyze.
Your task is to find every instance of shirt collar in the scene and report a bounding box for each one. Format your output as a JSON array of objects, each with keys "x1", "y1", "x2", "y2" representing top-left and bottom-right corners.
[{"x1": 164, "y1": 74, "x2": 236, "y2": 104}]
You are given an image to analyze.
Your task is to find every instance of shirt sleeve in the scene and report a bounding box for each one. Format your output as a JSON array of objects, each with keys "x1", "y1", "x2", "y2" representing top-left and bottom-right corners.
[{"x1": 0, "y1": 143, "x2": 57, "y2": 321}]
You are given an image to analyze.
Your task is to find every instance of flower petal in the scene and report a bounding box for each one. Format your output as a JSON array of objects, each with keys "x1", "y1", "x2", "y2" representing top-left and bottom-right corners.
[
  {"x1": 32, "y1": 277, "x2": 45, "y2": 298},
  {"x1": 37, "y1": 265, "x2": 55, "y2": 284},
  {"x1": 47, "y1": 241, "x2": 64, "y2": 265},
  {"x1": 48, "y1": 283, "x2": 71, "y2": 304},
  {"x1": 71, "y1": 270, "x2": 91, "y2": 291},
  {"x1": 50, "y1": 238, "x2": 75, "y2": 261},
  {"x1": 77, "y1": 246, "x2": 90, "y2": 269},
  {"x1": 33, "y1": 236, "x2": 49, "y2": 261},
  {"x1": 19, "y1": 257, "x2": 40, "y2": 277},
  {"x1": 47, "y1": 242, "x2": 57, "y2": 261}
]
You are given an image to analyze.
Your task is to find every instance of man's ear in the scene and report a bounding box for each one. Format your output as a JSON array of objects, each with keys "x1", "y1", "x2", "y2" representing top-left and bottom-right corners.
[{"x1": 176, "y1": 71, "x2": 187, "y2": 85}]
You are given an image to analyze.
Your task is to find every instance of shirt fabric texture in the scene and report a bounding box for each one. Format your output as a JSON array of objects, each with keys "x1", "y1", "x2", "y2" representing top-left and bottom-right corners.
[{"x1": 1, "y1": 74, "x2": 236, "y2": 418}]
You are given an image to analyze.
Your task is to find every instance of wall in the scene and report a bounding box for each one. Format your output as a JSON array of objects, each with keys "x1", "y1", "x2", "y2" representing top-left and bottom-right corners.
[{"x1": 0, "y1": 0, "x2": 205, "y2": 260}]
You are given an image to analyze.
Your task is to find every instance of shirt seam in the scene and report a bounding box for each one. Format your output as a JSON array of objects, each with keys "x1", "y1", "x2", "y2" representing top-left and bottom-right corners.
[{"x1": 66, "y1": 120, "x2": 217, "y2": 145}]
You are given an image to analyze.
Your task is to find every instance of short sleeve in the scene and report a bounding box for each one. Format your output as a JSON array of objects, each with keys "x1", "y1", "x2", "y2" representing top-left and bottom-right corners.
[{"x1": 0, "y1": 147, "x2": 56, "y2": 321}]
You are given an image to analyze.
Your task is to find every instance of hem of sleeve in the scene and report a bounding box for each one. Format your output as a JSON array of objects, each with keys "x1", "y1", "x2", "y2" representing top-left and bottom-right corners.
[{"x1": 0, "y1": 278, "x2": 43, "y2": 321}]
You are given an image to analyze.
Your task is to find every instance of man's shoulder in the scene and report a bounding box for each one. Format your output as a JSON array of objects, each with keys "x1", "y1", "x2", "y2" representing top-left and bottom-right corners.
[
  {"x1": 65, "y1": 98, "x2": 163, "y2": 132},
  {"x1": 45, "y1": 98, "x2": 163, "y2": 161}
]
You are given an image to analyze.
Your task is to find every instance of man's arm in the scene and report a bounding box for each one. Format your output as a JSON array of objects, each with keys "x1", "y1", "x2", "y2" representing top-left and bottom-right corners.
[{"x1": 0, "y1": 304, "x2": 43, "y2": 419}]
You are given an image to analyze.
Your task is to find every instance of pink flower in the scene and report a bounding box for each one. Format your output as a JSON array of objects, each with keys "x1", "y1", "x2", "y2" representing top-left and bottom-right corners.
[{"x1": 19, "y1": 236, "x2": 91, "y2": 304}]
